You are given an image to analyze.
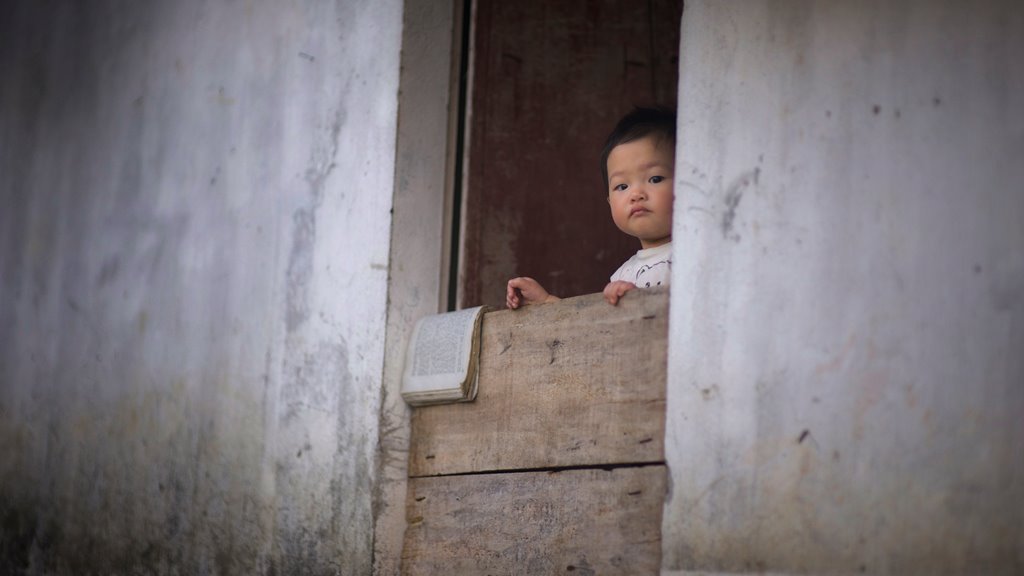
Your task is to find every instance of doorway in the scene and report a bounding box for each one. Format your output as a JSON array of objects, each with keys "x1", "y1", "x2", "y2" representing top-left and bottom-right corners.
[
  {"x1": 375, "y1": 2, "x2": 684, "y2": 570},
  {"x1": 457, "y1": 0, "x2": 683, "y2": 308}
]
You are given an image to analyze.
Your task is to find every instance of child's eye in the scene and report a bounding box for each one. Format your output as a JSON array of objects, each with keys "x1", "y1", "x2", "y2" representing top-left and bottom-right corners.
[
  {"x1": 649, "y1": 175, "x2": 664, "y2": 184},
  {"x1": 613, "y1": 183, "x2": 628, "y2": 192}
]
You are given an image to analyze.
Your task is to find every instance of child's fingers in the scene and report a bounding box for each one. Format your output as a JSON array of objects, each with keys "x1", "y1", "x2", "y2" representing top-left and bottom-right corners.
[
  {"x1": 608, "y1": 289, "x2": 622, "y2": 305},
  {"x1": 603, "y1": 281, "x2": 635, "y2": 305},
  {"x1": 614, "y1": 283, "x2": 635, "y2": 305},
  {"x1": 506, "y1": 279, "x2": 522, "y2": 308},
  {"x1": 603, "y1": 283, "x2": 619, "y2": 305},
  {"x1": 506, "y1": 279, "x2": 523, "y2": 309},
  {"x1": 509, "y1": 277, "x2": 533, "y2": 292},
  {"x1": 509, "y1": 277, "x2": 545, "y2": 306}
]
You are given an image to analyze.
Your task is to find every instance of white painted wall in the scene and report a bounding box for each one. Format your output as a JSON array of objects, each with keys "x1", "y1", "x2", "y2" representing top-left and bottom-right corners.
[
  {"x1": 0, "y1": 1, "x2": 401, "y2": 573},
  {"x1": 664, "y1": 1, "x2": 1024, "y2": 574}
]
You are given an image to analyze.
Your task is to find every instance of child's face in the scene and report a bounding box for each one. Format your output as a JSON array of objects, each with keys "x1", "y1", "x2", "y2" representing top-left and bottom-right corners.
[{"x1": 606, "y1": 135, "x2": 674, "y2": 249}]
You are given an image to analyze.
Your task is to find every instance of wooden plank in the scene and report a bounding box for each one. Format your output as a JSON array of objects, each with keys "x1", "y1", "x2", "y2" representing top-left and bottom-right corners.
[
  {"x1": 402, "y1": 465, "x2": 666, "y2": 575},
  {"x1": 409, "y1": 289, "x2": 667, "y2": 477}
]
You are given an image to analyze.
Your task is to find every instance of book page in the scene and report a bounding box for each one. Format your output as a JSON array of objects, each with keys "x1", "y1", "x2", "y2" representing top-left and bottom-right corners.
[{"x1": 410, "y1": 307, "x2": 476, "y2": 377}]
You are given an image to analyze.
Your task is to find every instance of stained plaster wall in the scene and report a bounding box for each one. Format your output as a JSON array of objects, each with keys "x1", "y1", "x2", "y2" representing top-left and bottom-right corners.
[
  {"x1": 0, "y1": 1, "x2": 401, "y2": 574},
  {"x1": 665, "y1": 1, "x2": 1024, "y2": 574}
]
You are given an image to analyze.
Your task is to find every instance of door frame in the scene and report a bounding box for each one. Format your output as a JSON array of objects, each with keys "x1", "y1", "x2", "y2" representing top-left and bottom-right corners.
[{"x1": 373, "y1": 0, "x2": 472, "y2": 572}]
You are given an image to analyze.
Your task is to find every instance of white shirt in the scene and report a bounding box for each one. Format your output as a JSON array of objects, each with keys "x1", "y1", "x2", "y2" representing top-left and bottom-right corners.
[{"x1": 609, "y1": 242, "x2": 672, "y2": 288}]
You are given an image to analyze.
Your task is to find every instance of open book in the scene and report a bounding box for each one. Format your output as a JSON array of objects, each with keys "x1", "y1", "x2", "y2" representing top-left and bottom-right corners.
[{"x1": 401, "y1": 305, "x2": 490, "y2": 406}]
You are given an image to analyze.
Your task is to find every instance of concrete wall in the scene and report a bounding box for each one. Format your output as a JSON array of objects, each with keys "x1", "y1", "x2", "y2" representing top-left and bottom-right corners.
[
  {"x1": 0, "y1": 1, "x2": 402, "y2": 574},
  {"x1": 665, "y1": 1, "x2": 1024, "y2": 574}
]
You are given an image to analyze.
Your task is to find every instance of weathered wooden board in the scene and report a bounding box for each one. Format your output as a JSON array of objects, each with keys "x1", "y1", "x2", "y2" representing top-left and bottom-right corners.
[
  {"x1": 409, "y1": 289, "x2": 667, "y2": 477},
  {"x1": 402, "y1": 465, "x2": 666, "y2": 575}
]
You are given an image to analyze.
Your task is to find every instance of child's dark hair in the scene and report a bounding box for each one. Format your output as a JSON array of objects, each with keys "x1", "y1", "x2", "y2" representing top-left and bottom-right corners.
[{"x1": 600, "y1": 107, "x2": 677, "y2": 185}]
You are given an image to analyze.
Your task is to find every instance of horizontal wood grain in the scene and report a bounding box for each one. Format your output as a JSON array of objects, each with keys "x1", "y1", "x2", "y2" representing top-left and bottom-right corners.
[
  {"x1": 409, "y1": 289, "x2": 668, "y2": 477},
  {"x1": 402, "y1": 465, "x2": 666, "y2": 575}
]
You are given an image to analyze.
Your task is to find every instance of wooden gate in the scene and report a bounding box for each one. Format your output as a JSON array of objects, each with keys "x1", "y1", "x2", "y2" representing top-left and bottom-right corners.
[{"x1": 402, "y1": 289, "x2": 668, "y2": 574}]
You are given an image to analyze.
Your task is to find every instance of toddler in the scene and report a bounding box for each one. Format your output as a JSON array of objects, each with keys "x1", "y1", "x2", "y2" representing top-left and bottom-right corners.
[{"x1": 506, "y1": 107, "x2": 675, "y2": 308}]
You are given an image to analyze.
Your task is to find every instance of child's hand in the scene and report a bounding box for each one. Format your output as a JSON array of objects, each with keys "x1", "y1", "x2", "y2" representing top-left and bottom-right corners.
[
  {"x1": 506, "y1": 277, "x2": 559, "y2": 309},
  {"x1": 603, "y1": 280, "x2": 636, "y2": 305}
]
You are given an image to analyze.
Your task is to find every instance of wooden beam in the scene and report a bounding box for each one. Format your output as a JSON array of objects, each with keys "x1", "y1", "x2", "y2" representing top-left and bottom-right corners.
[
  {"x1": 402, "y1": 465, "x2": 666, "y2": 575},
  {"x1": 409, "y1": 289, "x2": 668, "y2": 477}
]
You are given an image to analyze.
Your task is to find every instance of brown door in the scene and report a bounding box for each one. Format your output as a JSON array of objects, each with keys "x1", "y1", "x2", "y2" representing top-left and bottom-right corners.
[{"x1": 459, "y1": 0, "x2": 683, "y2": 308}]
